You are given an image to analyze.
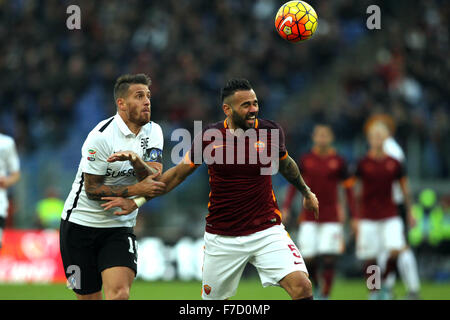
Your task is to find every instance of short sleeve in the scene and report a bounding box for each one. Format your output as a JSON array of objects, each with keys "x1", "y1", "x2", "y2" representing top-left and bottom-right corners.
[
  {"x1": 6, "y1": 138, "x2": 20, "y2": 173},
  {"x1": 143, "y1": 123, "x2": 164, "y2": 163},
  {"x1": 272, "y1": 121, "x2": 287, "y2": 160},
  {"x1": 80, "y1": 133, "x2": 110, "y2": 175},
  {"x1": 151, "y1": 123, "x2": 164, "y2": 150}
]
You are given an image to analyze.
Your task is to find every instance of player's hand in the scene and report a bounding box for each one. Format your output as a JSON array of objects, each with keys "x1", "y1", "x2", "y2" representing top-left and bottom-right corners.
[
  {"x1": 303, "y1": 191, "x2": 319, "y2": 220},
  {"x1": 107, "y1": 151, "x2": 138, "y2": 163},
  {"x1": 138, "y1": 172, "x2": 166, "y2": 198},
  {"x1": 101, "y1": 197, "x2": 137, "y2": 215}
]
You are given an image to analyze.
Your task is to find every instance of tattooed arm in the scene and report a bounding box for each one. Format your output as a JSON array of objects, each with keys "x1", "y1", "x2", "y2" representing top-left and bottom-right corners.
[
  {"x1": 84, "y1": 172, "x2": 165, "y2": 201},
  {"x1": 279, "y1": 155, "x2": 319, "y2": 219}
]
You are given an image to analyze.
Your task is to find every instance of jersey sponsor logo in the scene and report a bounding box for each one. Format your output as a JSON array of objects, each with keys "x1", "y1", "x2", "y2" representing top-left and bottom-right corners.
[
  {"x1": 203, "y1": 284, "x2": 211, "y2": 295},
  {"x1": 105, "y1": 168, "x2": 136, "y2": 178}
]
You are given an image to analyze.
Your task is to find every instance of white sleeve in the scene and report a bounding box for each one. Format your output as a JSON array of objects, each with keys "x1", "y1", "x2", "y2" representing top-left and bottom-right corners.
[
  {"x1": 153, "y1": 123, "x2": 164, "y2": 150},
  {"x1": 6, "y1": 138, "x2": 20, "y2": 173},
  {"x1": 383, "y1": 137, "x2": 405, "y2": 162},
  {"x1": 142, "y1": 123, "x2": 164, "y2": 163},
  {"x1": 80, "y1": 133, "x2": 111, "y2": 175}
]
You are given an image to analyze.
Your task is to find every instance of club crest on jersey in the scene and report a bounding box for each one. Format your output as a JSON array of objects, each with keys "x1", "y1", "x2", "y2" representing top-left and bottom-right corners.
[
  {"x1": 254, "y1": 140, "x2": 265, "y2": 153},
  {"x1": 203, "y1": 284, "x2": 211, "y2": 295},
  {"x1": 143, "y1": 148, "x2": 162, "y2": 163}
]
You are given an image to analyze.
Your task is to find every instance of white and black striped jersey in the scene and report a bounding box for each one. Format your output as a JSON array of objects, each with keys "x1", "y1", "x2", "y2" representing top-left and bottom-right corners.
[
  {"x1": 0, "y1": 134, "x2": 20, "y2": 218},
  {"x1": 61, "y1": 114, "x2": 164, "y2": 228}
]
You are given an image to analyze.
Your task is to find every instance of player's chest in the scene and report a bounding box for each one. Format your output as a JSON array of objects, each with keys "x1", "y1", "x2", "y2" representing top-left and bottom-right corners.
[
  {"x1": 105, "y1": 136, "x2": 150, "y2": 179},
  {"x1": 303, "y1": 156, "x2": 341, "y2": 179},
  {"x1": 204, "y1": 134, "x2": 275, "y2": 175},
  {"x1": 361, "y1": 161, "x2": 397, "y2": 182}
]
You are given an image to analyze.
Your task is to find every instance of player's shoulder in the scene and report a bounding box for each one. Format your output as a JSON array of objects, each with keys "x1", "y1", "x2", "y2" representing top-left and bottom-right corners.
[
  {"x1": 333, "y1": 152, "x2": 347, "y2": 164},
  {"x1": 385, "y1": 155, "x2": 402, "y2": 166},
  {"x1": 141, "y1": 121, "x2": 163, "y2": 135},
  {"x1": 257, "y1": 118, "x2": 283, "y2": 130},
  {"x1": 84, "y1": 116, "x2": 116, "y2": 146},
  {"x1": 90, "y1": 116, "x2": 116, "y2": 136},
  {"x1": 205, "y1": 120, "x2": 225, "y2": 131},
  {"x1": 0, "y1": 133, "x2": 15, "y2": 145}
]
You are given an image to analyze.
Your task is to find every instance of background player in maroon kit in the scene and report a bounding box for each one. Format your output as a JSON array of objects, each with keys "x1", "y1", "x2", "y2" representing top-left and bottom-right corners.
[
  {"x1": 282, "y1": 124, "x2": 356, "y2": 299},
  {"x1": 102, "y1": 78, "x2": 319, "y2": 300},
  {"x1": 349, "y1": 122, "x2": 414, "y2": 300}
]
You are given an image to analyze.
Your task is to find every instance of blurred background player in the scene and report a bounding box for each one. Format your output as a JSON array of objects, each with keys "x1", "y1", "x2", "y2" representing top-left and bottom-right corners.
[
  {"x1": 35, "y1": 187, "x2": 65, "y2": 230},
  {"x1": 365, "y1": 114, "x2": 421, "y2": 299},
  {"x1": 59, "y1": 74, "x2": 166, "y2": 300},
  {"x1": 0, "y1": 133, "x2": 21, "y2": 249},
  {"x1": 350, "y1": 122, "x2": 415, "y2": 300},
  {"x1": 102, "y1": 78, "x2": 320, "y2": 300},
  {"x1": 282, "y1": 124, "x2": 356, "y2": 299}
]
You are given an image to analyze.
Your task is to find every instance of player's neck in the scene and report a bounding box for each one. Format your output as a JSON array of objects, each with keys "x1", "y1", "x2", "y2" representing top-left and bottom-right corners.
[
  {"x1": 369, "y1": 148, "x2": 386, "y2": 159},
  {"x1": 119, "y1": 112, "x2": 142, "y2": 135},
  {"x1": 225, "y1": 118, "x2": 242, "y2": 135},
  {"x1": 313, "y1": 146, "x2": 332, "y2": 156}
]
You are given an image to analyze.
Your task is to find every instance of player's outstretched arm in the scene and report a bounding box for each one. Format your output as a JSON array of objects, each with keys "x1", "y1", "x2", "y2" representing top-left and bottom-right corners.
[
  {"x1": 279, "y1": 155, "x2": 319, "y2": 219},
  {"x1": 399, "y1": 176, "x2": 415, "y2": 228},
  {"x1": 101, "y1": 161, "x2": 199, "y2": 215},
  {"x1": 84, "y1": 171, "x2": 165, "y2": 201},
  {"x1": 107, "y1": 150, "x2": 162, "y2": 181}
]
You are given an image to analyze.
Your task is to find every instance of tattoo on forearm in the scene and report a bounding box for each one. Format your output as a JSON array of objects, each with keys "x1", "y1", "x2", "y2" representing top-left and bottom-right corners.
[
  {"x1": 84, "y1": 173, "x2": 131, "y2": 200},
  {"x1": 85, "y1": 184, "x2": 130, "y2": 200},
  {"x1": 280, "y1": 157, "x2": 310, "y2": 197}
]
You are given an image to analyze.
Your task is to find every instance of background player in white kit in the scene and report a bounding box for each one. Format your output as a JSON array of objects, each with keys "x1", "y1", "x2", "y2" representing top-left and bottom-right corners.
[
  {"x1": 365, "y1": 115, "x2": 421, "y2": 299},
  {"x1": 59, "y1": 74, "x2": 166, "y2": 300},
  {"x1": 0, "y1": 133, "x2": 21, "y2": 248}
]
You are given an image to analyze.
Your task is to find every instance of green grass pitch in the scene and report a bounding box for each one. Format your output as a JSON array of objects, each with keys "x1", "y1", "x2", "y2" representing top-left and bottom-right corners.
[{"x1": 0, "y1": 278, "x2": 449, "y2": 300}]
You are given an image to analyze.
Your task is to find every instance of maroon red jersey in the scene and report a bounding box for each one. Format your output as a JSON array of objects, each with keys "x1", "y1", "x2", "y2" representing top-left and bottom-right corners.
[
  {"x1": 355, "y1": 154, "x2": 405, "y2": 220},
  {"x1": 283, "y1": 149, "x2": 353, "y2": 223},
  {"x1": 185, "y1": 119, "x2": 287, "y2": 236}
]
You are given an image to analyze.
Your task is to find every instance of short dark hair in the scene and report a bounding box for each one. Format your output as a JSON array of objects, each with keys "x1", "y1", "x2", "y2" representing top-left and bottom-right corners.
[
  {"x1": 221, "y1": 78, "x2": 253, "y2": 102},
  {"x1": 114, "y1": 73, "x2": 152, "y2": 101}
]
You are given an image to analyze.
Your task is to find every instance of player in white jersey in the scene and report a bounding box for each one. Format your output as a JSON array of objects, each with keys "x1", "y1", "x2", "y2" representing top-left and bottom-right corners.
[
  {"x1": 365, "y1": 115, "x2": 421, "y2": 299},
  {"x1": 0, "y1": 133, "x2": 20, "y2": 248},
  {"x1": 60, "y1": 74, "x2": 166, "y2": 300}
]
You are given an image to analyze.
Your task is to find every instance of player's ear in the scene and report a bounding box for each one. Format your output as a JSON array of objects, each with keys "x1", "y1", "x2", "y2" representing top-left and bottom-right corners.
[
  {"x1": 223, "y1": 103, "x2": 232, "y2": 117},
  {"x1": 116, "y1": 98, "x2": 126, "y2": 111}
]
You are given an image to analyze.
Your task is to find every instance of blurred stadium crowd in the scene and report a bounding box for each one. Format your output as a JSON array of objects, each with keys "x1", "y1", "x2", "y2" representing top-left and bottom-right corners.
[{"x1": 0, "y1": 0, "x2": 448, "y2": 238}]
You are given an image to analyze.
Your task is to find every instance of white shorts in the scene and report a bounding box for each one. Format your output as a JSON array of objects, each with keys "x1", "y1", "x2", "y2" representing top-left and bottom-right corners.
[
  {"x1": 201, "y1": 224, "x2": 308, "y2": 300},
  {"x1": 356, "y1": 216, "x2": 406, "y2": 260},
  {"x1": 298, "y1": 222, "x2": 344, "y2": 258}
]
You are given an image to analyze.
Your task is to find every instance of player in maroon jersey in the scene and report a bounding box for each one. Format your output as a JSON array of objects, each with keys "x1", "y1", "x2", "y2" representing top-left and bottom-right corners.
[
  {"x1": 101, "y1": 78, "x2": 319, "y2": 300},
  {"x1": 349, "y1": 122, "x2": 414, "y2": 300},
  {"x1": 281, "y1": 124, "x2": 356, "y2": 299}
]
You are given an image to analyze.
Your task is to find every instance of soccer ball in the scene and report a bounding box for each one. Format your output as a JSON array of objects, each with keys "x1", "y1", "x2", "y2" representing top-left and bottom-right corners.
[{"x1": 274, "y1": 1, "x2": 318, "y2": 43}]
